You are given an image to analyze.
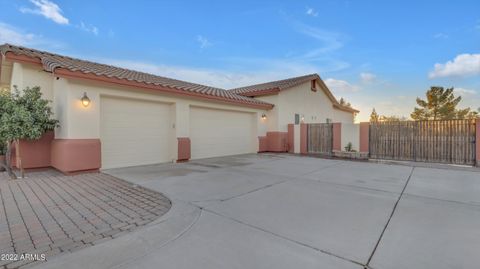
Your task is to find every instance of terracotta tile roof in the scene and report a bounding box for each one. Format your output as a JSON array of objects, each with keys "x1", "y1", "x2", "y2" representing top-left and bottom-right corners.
[
  {"x1": 230, "y1": 73, "x2": 359, "y2": 113},
  {"x1": 230, "y1": 73, "x2": 319, "y2": 96},
  {"x1": 0, "y1": 44, "x2": 273, "y2": 109}
]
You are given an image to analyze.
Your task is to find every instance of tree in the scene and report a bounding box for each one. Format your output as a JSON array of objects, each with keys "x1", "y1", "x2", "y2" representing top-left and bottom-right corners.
[
  {"x1": 0, "y1": 86, "x2": 58, "y2": 179},
  {"x1": 370, "y1": 108, "x2": 379, "y2": 123},
  {"x1": 379, "y1": 115, "x2": 408, "y2": 122},
  {"x1": 411, "y1": 86, "x2": 475, "y2": 120},
  {"x1": 339, "y1": 97, "x2": 351, "y2": 107}
]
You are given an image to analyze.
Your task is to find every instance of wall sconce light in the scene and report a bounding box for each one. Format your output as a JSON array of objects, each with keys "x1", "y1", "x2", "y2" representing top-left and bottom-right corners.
[
  {"x1": 81, "y1": 92, "x2": 91, "y2": 107},
  {"x1": 261, "y1": 113, "x2": 267, "y2": 120},
  {"x1": 301, "y1": 115, "x2": 305, "y2": 122}
]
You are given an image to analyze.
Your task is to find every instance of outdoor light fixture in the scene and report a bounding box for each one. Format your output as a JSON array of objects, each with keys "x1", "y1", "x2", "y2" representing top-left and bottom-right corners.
[
  {"x1": 261, "y1": 113, "x2": 267, "y2": 120},
  {"x1": 81, "y1": 92, "x2": 91, "y2": 107}
]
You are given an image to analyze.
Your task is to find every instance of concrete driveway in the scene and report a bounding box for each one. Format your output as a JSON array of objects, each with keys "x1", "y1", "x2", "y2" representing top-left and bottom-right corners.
[{"x1": 34, "y1": 154, "x2": 480, "y2": 269}]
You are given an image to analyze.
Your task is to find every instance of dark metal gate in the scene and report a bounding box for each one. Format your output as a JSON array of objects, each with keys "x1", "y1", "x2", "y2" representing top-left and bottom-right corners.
[
  {"x1": 307, "y1": 123, "x2": 333, "y2": 155},
  {"x1": 369, "y1": 119, "x2": 476, "y2": 165}
]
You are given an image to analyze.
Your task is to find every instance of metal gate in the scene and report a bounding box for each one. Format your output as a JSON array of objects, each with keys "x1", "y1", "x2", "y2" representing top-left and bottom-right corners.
[
  {"x1": 369, "y1": 120, "x2": 476, "y2": 165},
  {"x1": 307, "y1": 123, "x2": 333, "y2": 155}
]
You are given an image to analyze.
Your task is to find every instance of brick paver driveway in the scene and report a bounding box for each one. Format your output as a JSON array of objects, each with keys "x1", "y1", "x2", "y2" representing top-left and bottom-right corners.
[{"x1": 0, "y1": 171, "x2": 171, "y2": 269}]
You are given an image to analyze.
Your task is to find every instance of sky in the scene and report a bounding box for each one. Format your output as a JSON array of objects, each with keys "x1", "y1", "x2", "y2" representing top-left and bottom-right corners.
[{"x1": 0, "y1": 0, "x2": 479, "y2": 121}]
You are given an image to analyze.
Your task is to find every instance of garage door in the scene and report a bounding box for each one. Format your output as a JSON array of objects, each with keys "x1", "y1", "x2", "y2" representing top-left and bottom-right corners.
[
  {"x1": 101, "y1": 97, "x2": 172, "y2": 169},
  {"x1": 190, "y1": 106, "x2": 255, "y2": 159}
]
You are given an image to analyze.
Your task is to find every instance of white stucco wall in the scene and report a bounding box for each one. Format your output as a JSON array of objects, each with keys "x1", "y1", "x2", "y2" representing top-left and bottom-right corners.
[
  {"x1": 254, "y1": 94, "x2": 278, "y2": 135},
  {"x1": 65, "y1": 78, "x2": 265, "y2": 140},
  {"x1": 274, "y1": 81, "x2": 355, "y2": 132},
  {"x1": 0, "y1": 56, "x2": 13, "y2": 91},
  {"x1": 9, "y1": 63, "x2": 54, "y2": 101},
  {"x1": 341, "y1": 123, "x2": 360, "y2": 151}
]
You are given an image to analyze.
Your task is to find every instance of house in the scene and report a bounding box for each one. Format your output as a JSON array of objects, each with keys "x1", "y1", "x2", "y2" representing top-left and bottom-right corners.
[
  {"x1": 230, "y1": 74, "x2": 358, "y2": 152},
  {"x1": 0, "y1": 44, "x2": 358, "y2": 174}
]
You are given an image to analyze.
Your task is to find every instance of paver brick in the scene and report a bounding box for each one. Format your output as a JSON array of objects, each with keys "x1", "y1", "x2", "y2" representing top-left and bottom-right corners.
[{"x1": 0, "y1": 171, "x2": 171, "y2": 268}]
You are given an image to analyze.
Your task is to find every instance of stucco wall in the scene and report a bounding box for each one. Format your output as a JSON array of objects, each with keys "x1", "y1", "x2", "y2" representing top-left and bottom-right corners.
[
  {"x1": 275, "y1": 81, "x2": 354, "y2": 132},
  {"x1": 341, "y1": 123, "x2": 360, "y2": 151},
  {"x1": 9, "y1": 63, "x2": 54, "y2": 101},
  {"x1": 0, "y1": 56, "x2": 13, "y2": 91},
  {"x1": 64, "y1": 78, "x2": 266, "y2": 140},
  {"x1": 254, "y1": 94, "x2": 278, "y2": 135}
]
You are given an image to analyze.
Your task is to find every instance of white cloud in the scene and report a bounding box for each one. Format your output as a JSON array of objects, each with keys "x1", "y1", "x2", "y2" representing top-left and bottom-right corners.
[
  {"x1": 454, "y1": 87, "x2": 477, "y2": 96},
  {"x1": 20, "y1": 0, "x2": 69, "y2": 25},
  {"x1": 78, "y1": 22, "x2": 99, "y2": 35},
  {"x1": 0, "y1": 23, "x2": 36, "y2": 45},
  {"x1": 94, "y1": 57, "x2": 322, "y2": 89},
  {"x1": 295, "y1": 23, "x2": 344, "y2": 55},
  {"x1": 306, "y1": 7, "x2": 318, "y2": 17},
  {"x1": 433, "y1": 33, "x2": 448, "y2": 39},
  {"x1": 197, "y1": 35, "x2": 212, "y2": 49},
  {"x1": 360, "y1": 72, "x2": 376, "y2": 83},
  {"x1": 324, "y1": 78, "x2": 360, "y2": 93},
  {"x1": 0, "y1": 22, "x2": 65, "y2": 49},
  {"x1": 429, "y1": 53, "x2": 480, "y2": 78}
]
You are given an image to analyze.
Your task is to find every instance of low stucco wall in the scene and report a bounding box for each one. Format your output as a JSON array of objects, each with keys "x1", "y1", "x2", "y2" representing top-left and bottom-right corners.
[{"x1": 341, "y1": 123, "x2": 360, "y2": 152}]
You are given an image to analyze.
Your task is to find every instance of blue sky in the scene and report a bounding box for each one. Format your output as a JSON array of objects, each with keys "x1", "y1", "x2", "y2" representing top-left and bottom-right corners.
[{"x1": 0, "y1": 0, "x2": 479, "y2": 121}]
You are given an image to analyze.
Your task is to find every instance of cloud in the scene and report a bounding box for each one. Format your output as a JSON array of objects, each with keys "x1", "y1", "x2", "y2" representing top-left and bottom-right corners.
[
  {"x1": 324, "y1": 78, "x2": 360, "y2": 93},
  {"x1": 360, "y1": 72, "x2": 376, "y2": 83},
  {"x1": 295, "y1": 23, "x2": 344, "y2": 55},
  {"x1": 0, "y1": 22, "x2": 65, "y2": 49},
  {"x1": 454, "y1": 87, "x2": 477, "y2": 96},
  {"x1": 20, "y1": 0, "x2": 69, "y2": 25},
  {"x1": 95, "y1": 57, "x2": 323, "y2": 89},
  {"x1": 306, "y1": 7, "x2": 318, "y2": 17},
  {"x1": 197, "y1": 35, "x2": 212, "y2": 49},
  {"x1": 429, "y1": 53, "x2": 480, "y2": 78},
  {"x1": 0, "y1": 23, "x2": 36, "y2": 45},
  {"x1": 433, "y1": 33, "x2": 448, "y2": 39},
  {"x1": 78, "y1": 22, "x2": 99, "y2": 35}
]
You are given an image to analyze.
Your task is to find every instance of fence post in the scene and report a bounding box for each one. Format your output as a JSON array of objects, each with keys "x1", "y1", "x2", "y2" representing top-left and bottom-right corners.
[
  {"x1": 359, "y1": 122, "x2": 369, "y2": 154},
  {"x1": 287, "y1": 124, "x2": 294, "y2": 153},
  {"x1": 476, "y1": 119, "x2": 480, "y2": 167},
  {"x1": 300, "y1": 123, "x2": 308, "y2": 154},
  {"x1": 332, "y1": 123, "x2": 342, "y2": 151}
]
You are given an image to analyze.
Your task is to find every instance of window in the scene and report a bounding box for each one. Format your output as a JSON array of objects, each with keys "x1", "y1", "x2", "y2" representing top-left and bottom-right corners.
[
  {"x1": 326, "y1": 118, "x2": 332, "y2": 124},
  {"x1": 311, "y1": 80, "x2": 317, "y2": 92},
  {"x1": 294, "y1": 114, "x2": 300, "y2": 125}
]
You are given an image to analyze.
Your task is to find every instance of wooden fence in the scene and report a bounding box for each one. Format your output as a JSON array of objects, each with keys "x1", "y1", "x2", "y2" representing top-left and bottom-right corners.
[
  {"x1": 369, "y1": 119, "x2": 476, "y2": 165},
  {"x1": 307, "y1": 123, "x2": 333, "y2": 155}
]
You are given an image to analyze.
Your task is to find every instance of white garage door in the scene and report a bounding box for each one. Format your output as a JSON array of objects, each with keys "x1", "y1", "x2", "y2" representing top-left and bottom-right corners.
[
  {"x1": 190, "y1": 106, "x2": 255, "y2": 159},
  {"x1": 101, "y1": 97, "x2": 172, "y2": 169}
]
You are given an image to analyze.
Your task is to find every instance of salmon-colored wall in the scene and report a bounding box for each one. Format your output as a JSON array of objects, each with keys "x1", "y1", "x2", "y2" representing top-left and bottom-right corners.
[
  {"x1": 287, "y1": 124, "x2": 294, "y2": 153},
  {"x1": 177, "y1": 137, "x2": 191, "y2": 161},
  {"x1": 266, "y1": 132, "x2": 288, "y2": 152},
  {"x1": 11, "y1": 131, "x2": 54, "y2": 169},
  {"x1": 258, "y1": 136, "x2": 268, "y2": 152},
  {"x1": 476, "y1": 119, "x2": 480, "y2": 166},
  {"x1": 300, "y1": 123, "x2": 307, "y2": 154},
  {"x1": 332, "y1": 123, "x2": 342, "y2": 151},
  {"x1": 359, "y1": 122, "x2": 370, "y2": 153},
  {"x1": 51, "y1": 139, "x2": 101, "y2": 173}
]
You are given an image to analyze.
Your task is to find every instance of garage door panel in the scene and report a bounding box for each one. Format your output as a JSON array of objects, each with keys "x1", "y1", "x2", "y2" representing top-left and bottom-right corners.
[
  {"x1": 101, "y1": 97, "x2": 171, "y2": 169},
  {"x1": 190, "y1": 107, "x2": 255, "y2": 159}
]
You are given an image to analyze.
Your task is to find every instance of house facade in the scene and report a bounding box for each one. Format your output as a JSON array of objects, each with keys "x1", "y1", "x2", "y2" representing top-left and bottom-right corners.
[{"x1": 0, "y1": 44, "x2": 357, "y2": 173}]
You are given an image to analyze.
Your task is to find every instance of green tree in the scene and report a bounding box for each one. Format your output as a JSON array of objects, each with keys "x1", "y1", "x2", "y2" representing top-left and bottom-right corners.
[
  {"x1": 370, "y1": 108, "x2": 379, "y2": 123},
  {"x1": 339, "y1": 97, "x2": 351, "y2": 107},
  {"x1": 411, "y1": 86, "x2": 471, "y2": 120},
  {"x1": 0, "y1": 86, "x2": 58, "y2": 179},
  {"x1": 379, "y1": 115, "x2": 408, "y2": 122}
]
